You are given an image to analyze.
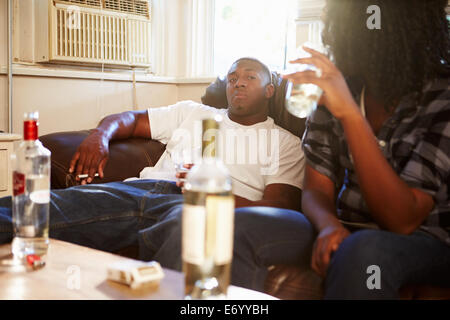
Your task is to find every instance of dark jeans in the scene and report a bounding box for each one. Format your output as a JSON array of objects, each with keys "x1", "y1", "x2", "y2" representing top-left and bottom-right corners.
[
  {"x1": 154, "y1": 205, "x2": 450, "y2": 299},
  {"x1": 1, "y1": 180, "x2": 449, "y2": 298},
  {"x1": 149, "y1": 206, "x2": 317, "y2": 293},
  {"x1": 0, "y1": 180, "x2": 184, "y2": 256},
  {"x1": 324, "y1": 229, "x2": 450, "y2": 299},
  {"x1": 0, "y1": 180, "x2": 315, "y2": 294}
]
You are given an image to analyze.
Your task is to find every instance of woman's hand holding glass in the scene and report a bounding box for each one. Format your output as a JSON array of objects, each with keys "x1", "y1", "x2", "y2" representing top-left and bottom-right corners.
[{"x1": 283, "y1": 46, "x2": 360, "y2": 122}]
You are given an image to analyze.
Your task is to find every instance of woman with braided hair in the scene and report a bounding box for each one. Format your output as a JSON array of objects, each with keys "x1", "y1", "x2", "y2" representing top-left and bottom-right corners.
[{"x1": 230, "y1": 0, "x2": 450, "y2": 299}]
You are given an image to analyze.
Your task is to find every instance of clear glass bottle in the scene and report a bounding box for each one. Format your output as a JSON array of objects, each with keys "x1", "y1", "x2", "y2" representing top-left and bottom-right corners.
[
  {"x1": 182, "y1": 115, "x2": 235, "y2": 299},
  {"x1": 11, "y1": 111, "x2": 51, "y2": 259}
]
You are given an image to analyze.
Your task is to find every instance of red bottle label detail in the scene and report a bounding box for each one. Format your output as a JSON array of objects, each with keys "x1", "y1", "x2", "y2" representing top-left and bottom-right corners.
[
  {"x1": 24, "y1": 120, "x2": 38, "y2": 140},
  {"x1": 13, "y1": 171, "x2": 25, "y2": 196}
]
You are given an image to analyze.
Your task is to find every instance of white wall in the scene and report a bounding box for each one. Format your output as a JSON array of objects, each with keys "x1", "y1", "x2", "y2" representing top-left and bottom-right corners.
[
  {"x1": 0, "y1": 0, "x2": 8, "y2": 131},
  {"x1": 296, "y1": 0, "x2": 325, "y2": 47},
  {"x1": 12, "y1": 76, "x2": 178, "y2": 135},
  {"x1": 0, "y1": 0, "x2": 6, "y2": 66},
  {"x1": 0, "y1": 76, "x2": 6, "y2": 132},
  {"x1": 7, "y1": 75, "x2": 208, "y2": 136}
]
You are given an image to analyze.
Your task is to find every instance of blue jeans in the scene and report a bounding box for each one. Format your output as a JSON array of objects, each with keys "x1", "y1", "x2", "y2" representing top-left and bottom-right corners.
[
  {"x1": 0, "y1": 181, "x2": 316, "y2": 293},
  {"x1": 233, "y1": 213, "x2": 450, "y2": 298},
  {"x1": 2, "y1": 181, "x2": 448, "y2": 298},
  {"x1": 324, "y1": 229, "x2": 450, "y2": 299},
  {"x1": 151, "y1": 206, "x2": 450, "y2": 299},
  {"x1": 0, "y1": 180, "x2": 184, "y2": 256},
  {"x1": 148, "y1": 206, "x2": 317, "y2": 292}
]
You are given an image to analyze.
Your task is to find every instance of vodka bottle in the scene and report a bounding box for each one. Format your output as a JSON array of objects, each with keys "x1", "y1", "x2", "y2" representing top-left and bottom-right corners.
[
  {"x1": 182, "y1": 116, "x2": 235, "y2": 299},
  {"x1": 11, "y1": 111, "x2": 51, "y2": 259}
]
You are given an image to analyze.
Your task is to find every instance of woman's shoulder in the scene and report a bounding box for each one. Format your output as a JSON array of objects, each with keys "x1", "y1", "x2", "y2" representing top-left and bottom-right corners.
[
  {"x1": 421, "y1": 77, "x2": 450, "y2": 107},
  {"x1": 417, "y1": 77, "x2": 450, "y2": 127}
]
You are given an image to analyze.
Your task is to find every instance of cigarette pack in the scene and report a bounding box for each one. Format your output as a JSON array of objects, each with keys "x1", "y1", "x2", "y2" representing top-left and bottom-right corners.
[{"x1": 107, "y1": 260, "x2": 164, "y2": 289}]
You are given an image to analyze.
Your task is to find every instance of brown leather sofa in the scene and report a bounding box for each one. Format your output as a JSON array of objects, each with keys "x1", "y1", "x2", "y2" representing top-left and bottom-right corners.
[{"x1": 40, "y1": 73, "x2": 450, "y2": 299}]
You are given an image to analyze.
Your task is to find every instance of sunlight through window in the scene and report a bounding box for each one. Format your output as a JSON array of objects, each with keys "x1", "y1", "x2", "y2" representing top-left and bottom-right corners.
[{"x1": 214, "y1": 0, "x2": 298, "y2": 76}]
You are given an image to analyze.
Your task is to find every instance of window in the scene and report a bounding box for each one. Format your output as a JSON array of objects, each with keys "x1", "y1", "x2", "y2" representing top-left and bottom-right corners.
[{"x1": 213, "y1": 0, "x2": 298, "y2": 76}]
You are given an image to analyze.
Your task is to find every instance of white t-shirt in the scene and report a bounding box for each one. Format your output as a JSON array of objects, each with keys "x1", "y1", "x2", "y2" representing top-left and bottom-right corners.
[{"x1": 139, "y1": 100, "x2": 305, "y2": 201}]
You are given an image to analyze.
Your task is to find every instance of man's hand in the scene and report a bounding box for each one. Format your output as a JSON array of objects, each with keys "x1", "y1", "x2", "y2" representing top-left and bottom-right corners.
[
  {"x1": 67, "y1": 110, "x2": 151, "y2": 185},
  {"x1": 311, "y1": 224, "x2": 350, "y2": 278},
  {"x1": 69, "y1": 130, "x2": 109, "y2": 184},
  {"x1": 175, "y1": 164, "x2": 194, "y2": 190}
]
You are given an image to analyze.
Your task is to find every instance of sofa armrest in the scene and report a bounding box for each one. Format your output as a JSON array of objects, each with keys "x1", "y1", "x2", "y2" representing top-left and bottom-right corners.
[{"x1": 40, "y1": 130, "x2": 166, "y2": 189}]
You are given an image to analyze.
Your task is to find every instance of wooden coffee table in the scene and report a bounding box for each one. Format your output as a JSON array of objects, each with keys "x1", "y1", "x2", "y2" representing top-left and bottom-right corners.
[{"x1": 0, "y1": 239, "x2": 277, "y2": 300}]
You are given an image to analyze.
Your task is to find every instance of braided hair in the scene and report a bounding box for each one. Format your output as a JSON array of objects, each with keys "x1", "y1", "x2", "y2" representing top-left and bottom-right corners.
[{"x1": 322, "y1": 0, "x2": 449, "y2": 109}]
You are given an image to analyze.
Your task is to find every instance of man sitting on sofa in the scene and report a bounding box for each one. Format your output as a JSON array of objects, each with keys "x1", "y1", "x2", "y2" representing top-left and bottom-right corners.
[
  {"x1": 68, "y1": 57, "x2": 304, "y2": 210},
  {"x1": 0, "y1": 58, "x2": 309, "y2": 276}
]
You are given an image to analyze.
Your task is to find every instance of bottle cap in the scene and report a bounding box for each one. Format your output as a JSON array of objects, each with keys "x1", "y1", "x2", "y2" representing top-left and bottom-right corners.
[
  {"x1": 23, "y1": 111, "x2": 39, "y2": 141},
  {"x1": 26, "y1": 254, "x2": 46, "y2": 270}
]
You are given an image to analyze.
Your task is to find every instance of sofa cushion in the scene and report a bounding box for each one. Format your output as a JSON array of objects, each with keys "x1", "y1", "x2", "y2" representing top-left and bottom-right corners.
[{"x1": 40, "y1": 130, "x2": 166, "y2": 189}]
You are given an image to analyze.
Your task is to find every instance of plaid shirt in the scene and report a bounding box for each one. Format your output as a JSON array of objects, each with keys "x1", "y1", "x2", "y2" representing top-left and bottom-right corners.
[{"x1": 302, "y1": 77, "x2": 450, "y2": 245}]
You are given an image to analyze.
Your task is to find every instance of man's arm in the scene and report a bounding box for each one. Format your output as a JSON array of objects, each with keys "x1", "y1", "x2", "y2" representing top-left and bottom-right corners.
[
  {"x1": 234, "y1": 183, "x2": 302, "y2": 212},
  {"x1": 69, "y1": 110, "x2": 151, "y2": 184}
]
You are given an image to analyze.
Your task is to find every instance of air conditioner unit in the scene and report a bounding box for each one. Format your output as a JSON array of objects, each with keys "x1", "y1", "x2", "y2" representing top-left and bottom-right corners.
[{"x1": 35, "y1": 0, "x2": 151, "y2": 67}]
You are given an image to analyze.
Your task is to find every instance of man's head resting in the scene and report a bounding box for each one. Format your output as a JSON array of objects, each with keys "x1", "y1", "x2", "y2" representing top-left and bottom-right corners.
[{"x1": 225, "y1": 57, "x2": 275, "y2": 120}]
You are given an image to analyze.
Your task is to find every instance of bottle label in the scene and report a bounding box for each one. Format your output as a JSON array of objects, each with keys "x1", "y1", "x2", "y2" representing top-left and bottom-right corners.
[
  {"x1": 13, "y1": 171, "x2": 25, "y2": 196},
  {"x1": 182, "y1": 197, "x2": 234, "y2": 265},
  {"x1": 182, "y1": 204, "x2": 206, "y2": 265},
  {"x1": 206, "y1": 196, "x2": 234, "y2": 265}
]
